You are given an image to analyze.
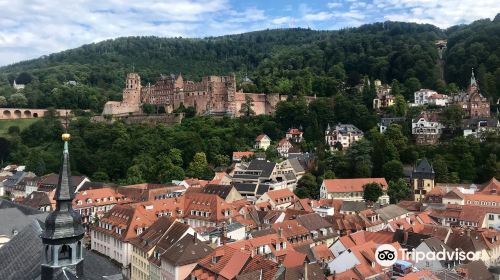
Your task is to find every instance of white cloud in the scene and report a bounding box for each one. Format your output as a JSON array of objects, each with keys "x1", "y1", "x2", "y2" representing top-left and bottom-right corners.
[
  {"x1": 271, "y1": 16, "x2": 293, "y2": 25},
  {"x1": 379, "y1": 0, "x2": 499, "y2": 28},
  {"x1": 327, "y1": 2, "x2": 342, "y2": 8},
  {"x1": 303, "y1": 12, "x2": 334, "y2": 21}
]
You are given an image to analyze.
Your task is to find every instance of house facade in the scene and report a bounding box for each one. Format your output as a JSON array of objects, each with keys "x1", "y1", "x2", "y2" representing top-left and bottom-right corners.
[
  {"x1": 325, "y1": 123, "x2": 363, "y2": 150},
  {"x1": 412, "y1": 111, "x2": 444, "y2": 145}
]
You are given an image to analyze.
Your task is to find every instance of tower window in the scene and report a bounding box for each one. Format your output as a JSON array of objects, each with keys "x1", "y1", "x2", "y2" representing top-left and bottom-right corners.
[{"x1": 59, "y1": 244, "x2": 72, "y2": 261}]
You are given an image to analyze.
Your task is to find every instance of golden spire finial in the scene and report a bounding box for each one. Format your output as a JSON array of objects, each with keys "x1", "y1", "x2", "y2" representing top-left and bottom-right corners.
[{"x1": 62, "y1": 111, "x2": 71, "y2": 141}]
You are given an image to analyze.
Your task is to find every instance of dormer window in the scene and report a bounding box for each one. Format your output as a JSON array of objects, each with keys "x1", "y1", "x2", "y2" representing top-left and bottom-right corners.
[
  {"x1": 86, "y1": 198, "x2": 92, "y2": 204},
  {"x1": 77, "y1": 200, "x2": 82, "y2": 205}
]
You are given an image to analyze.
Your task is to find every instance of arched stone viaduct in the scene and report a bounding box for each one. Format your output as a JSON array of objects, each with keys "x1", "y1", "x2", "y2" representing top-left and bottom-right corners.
[{"x1": 0, "y1": 108, "x2": 72, "y2": 120}]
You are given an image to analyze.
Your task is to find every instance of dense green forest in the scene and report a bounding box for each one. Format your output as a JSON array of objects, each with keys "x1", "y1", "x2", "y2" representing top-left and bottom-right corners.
[
  {"x1": 0, "y1": 18, "x2": 499, "y2": 199},
  {"x1": 0, "y1": 16, "x2": 499, "y2": 111},
  {"x1": 1, "y1": 99, "x2": 498, "y2": 194}
]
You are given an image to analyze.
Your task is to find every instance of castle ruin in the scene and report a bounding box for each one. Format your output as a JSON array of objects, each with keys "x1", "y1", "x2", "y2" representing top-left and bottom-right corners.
[{"x1": 103, "y1": 73, "x2": 289, "y2": 117}]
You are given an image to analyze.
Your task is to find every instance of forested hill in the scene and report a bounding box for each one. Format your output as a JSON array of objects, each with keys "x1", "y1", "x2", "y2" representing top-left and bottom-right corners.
[{"x1": 0, "y1": 16, "x2": 499, "y2": 111}]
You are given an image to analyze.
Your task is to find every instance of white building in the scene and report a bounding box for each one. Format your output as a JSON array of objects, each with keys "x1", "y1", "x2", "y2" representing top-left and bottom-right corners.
[
  {"x1": 325, "y1": 123, "x2": 363, "y2": 150},
  {"x1": 413, "y1": 89, "x2": 438, "y2": 106},
  {"x1": 428, "y1": 93, "x2": 450, "y2": 107}
]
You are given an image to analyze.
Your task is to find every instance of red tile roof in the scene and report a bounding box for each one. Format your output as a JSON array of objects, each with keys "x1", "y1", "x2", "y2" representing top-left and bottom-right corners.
[
  {"x1": 74, "y1": 187, "x2": 127, "y2": 208},
  {"x1": 282, "y1": 250, "x2": 307, "y2": 268},
  {"x1": 323, "y1": 178, "x2": 388, "y2": 193},
  {"x1": 265, "y1": 188, "x2": 297, "y2": 202},
  {"x1": 287, "y1": 128, "x2": 303, "y2": 135},
  {"x1": 255, "y1": 134, "x2": 269, "y2": 141},
  {"x1": 232, "y1": 151, "x2": 254, "y2": 160},
  {"x1": 93, "y1": 204, "x2": 158, "y2": 241},
  {"x1": 195, "y1": 246, "x2": 251, "y2": 279},
  {"x1": 479, "y1": 178, "x2": 500, "y2": 195}
]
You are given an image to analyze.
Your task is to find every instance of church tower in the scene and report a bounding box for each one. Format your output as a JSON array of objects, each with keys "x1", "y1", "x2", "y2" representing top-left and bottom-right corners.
[
  {"x1": 41, "y1": 131, "x2": 85, "y2": 279},
  {"x1": 412, "y1": 158, "x2": 435, "y2": 202}
]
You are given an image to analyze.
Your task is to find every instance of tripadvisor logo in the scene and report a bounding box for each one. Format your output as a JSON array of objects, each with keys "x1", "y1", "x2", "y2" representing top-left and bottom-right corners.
[
  {"x1": 375, "y1": 244, "x2": 481, "y2": 267},
  {"x1": 375, "y1": 244, "x2": 398, "y2": 267}
]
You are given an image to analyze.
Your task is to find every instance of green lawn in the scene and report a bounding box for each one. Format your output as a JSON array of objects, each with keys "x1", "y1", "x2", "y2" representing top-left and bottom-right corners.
[{"x1": 0, "y1": 118, "x2": 38, "y2": 136}]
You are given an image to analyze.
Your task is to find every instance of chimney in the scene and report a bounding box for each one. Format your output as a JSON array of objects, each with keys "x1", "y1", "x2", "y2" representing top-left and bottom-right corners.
[
  {"x1": 467, "y1": 229, "x2": 471, "y2": 237},
  {"x1": 278, "y1": 227, "x2": 283, "y2": 238},
  {"x1": 304, "y1": 260, "x2": 308, "y2": 280},
  {"x1": 193, "y1": 232, "x2": 197, "y2": 243}
]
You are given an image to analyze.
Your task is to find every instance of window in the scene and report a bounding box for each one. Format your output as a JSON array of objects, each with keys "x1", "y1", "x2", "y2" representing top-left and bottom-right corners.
[{"x1": 489, "y1": 214, "x2": 495, "y2": 221}]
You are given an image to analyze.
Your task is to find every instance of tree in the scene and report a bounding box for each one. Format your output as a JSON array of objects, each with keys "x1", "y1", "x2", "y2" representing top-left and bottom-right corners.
[
  {"x1": 141, "y1": 104, "x2": 155, "y2": 114},
  {"x1": 187, "y1": 152, "x2": 213, "y2": 179},
  {"x1": 363, "y1": 183, "x2": 383, "y2": 203},
  {"x1": 169, "y1": 148, "x2": 183, "y2": 166},
  {"x1": 383, "y1": 160, "x2": 404, "y2": 182},
  {"x1": 323, "y1": 170, "x2": 336, "y2": 179},
  {"x1": 9, "y1": 93, "x2": 28, "y2": 107},
  {"x1": 239, "y1": 95, "x2": 255, "y2": 117},
  {"x1": 26, "y1": 150, "x2": 46, "y2": 176},
  {"x1": 92, "y1": 171, "x2": 109, "y2": 182},
  {"x1": 0, "y1": 96, "x2": 6, "y2": 107},
  {"x1": 404, "y1": 78, "x2": 421, "y2": 99},
  {"x1": 459, "y1": 153, "x2": 476, "y2": 182},
  {"x1": 479, "y1": 154, "x2": 500, "y2": 182},
  {"x1": 295, "y1": 173, "x2": 318, "y2": 199},
  {"x1": 0, "y1": 137, "x2": 9, "y2": 164},
  {"x1": 126, "y1": 165, "x2": 144, "y2": 184},
  {"x1": 265, "y1": 145, "x2": 279, "y2": 162},
  {"x1": 159, "y1": 165, "x2": 185, "y2": 183},
  {"x1": 387, "y1": 179, "x2": 412, "y2": 203},
  {"x1": 8, "y1": 126, "x2": 20, "y2": 135},
  {"x1": 432, "y1": 155, "x2": 449, "y2": 183},
  {"x1": 214, "y1": 154, "x2": 230, "y2": 167},
  {"x1": 390, "y1": 95, "x2": 408, "y2": 117},
  {"x1": 440, "y1": 104, "x2": 465, "y2": 133}
]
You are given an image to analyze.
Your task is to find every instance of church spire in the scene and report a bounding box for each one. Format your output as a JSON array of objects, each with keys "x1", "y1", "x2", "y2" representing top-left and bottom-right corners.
[
  {"x1": 471, "y1": 68, "x2": 477, "y2": 87},
  {"x1": 41, "y1": 117, "x2": 85, "y2": 280}
]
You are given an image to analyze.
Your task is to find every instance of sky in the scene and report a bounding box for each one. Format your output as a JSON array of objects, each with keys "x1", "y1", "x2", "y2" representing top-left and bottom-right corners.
[{"x1": 0, "y1": 0, "x2": 499, "y2": 66}]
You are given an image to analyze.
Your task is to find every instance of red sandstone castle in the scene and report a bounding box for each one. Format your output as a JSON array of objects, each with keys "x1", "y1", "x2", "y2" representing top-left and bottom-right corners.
[{"x1": 103, "y1": 72, "x2": 288, "y2": 116}]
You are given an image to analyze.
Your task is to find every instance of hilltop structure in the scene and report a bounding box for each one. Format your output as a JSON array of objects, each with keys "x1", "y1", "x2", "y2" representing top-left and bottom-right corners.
[
  {"x1": 452, "y1": 69, "x2": 490, "y2": 118},
  {"x1": 103, "y1": 72, "x2": 292, "y2": 117}
]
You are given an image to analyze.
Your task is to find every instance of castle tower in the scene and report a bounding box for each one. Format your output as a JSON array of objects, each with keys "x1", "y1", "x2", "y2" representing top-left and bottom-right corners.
[
  {"x1": 226, "y1": 73, "x2": 237, "y2": 116},
  {"x1": 412, "y1": 158, "x2": 435, "y2": 202},
  {"x1": 123, "y1": 73, "x2": 141, "y2": 105},
  {"x1": 41, "y1": 132, "x2": 85, "y2": 279}
]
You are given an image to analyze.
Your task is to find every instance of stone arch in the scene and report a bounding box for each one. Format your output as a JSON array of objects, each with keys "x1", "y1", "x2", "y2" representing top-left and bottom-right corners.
[
  {"x1": 58, "y1": 244, "x2": 71, "y2": 261},
  {"x1": 23, "y1": 110, "x2": 31, "y2": 118},
  {"x1": 13, "y1": 110, "x2": 21, "y2": 119},
  {"x1": 33, "y1": 112, "x2": 39, "y2": 118},
  {"x1": 3, "y1": 110, "x2": 11, "y2": 118}
]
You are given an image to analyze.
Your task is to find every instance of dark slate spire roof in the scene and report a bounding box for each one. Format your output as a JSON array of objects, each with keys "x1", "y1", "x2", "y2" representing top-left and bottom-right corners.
[
  {"x1": 412, "y1": 158, "x2": 435, "y2": 180},
  {"x1": 41, "y1": 134, "x2": 85, "y2": 242}
]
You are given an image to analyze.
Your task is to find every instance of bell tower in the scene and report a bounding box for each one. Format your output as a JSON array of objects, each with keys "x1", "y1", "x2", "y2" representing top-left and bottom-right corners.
[{"x1": 41, "y1": 130, "x2": 85, "y2": 279}]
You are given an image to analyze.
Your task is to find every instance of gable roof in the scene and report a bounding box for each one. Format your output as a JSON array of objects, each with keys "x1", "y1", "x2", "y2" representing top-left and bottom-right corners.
[
  {"x1": 256, "y1": 134, "x2": 270, "y2": 141},
  {"x1": 265, "y1": 189, "x2": 297, "y2": 202},
  {"x1": 375, "y1": 205, "x2": 409, "y2": 221},
  {"x1": 129, "y1": 216, "x2": 177, "y2": 252},
  {"x1": 162, "y1": 234, "x2": 213, "y2": 266},
  {"x1": 323, "y1": 178, "x2": 388, "y2": 193},
  {"x1": 296, "y1": 213, "x2": 333, "y2": 231},
  {"x1": 201, "y1": 184, "x2": 235, "y2": 200}
]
